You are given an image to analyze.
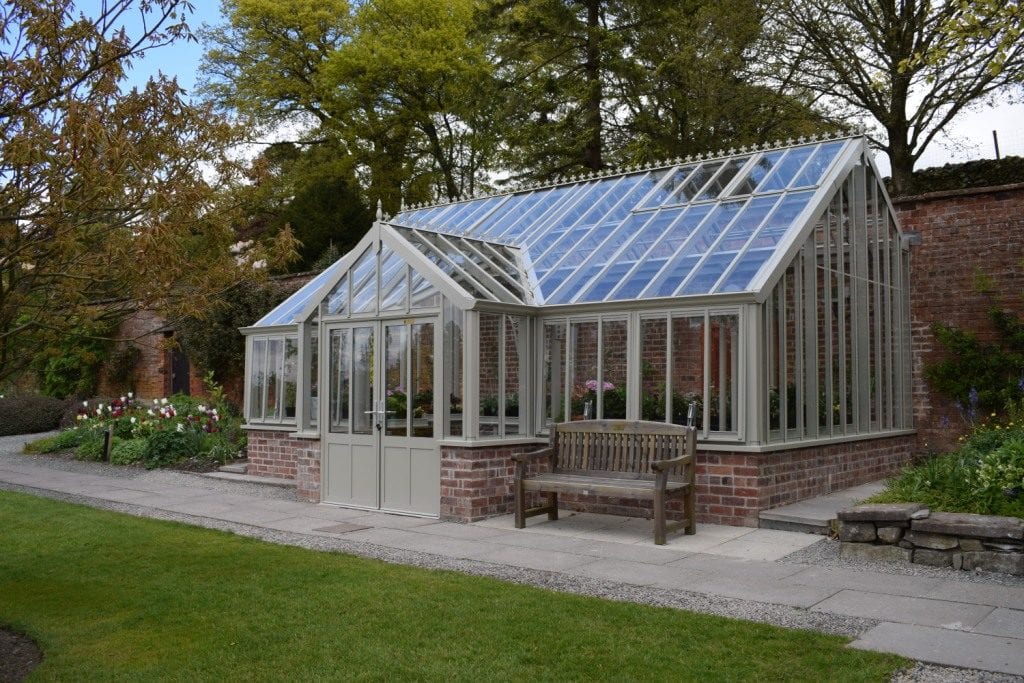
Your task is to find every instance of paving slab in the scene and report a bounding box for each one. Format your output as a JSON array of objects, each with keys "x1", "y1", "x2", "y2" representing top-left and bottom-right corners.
[
  {"x1": 812, "y1": 590, "x2": 995, "y2": 629},
  {"x1": 972, "y1": 608, "x2": 1024, "y2": 638},
  {"x1": 708, "y1": 531, "x2": 822, "y2": 561},
  {"x1": 677, "y1": 575, "x2": 840, "y2": 609},
  {"x1": 567, "y1": 557, "x2": 685, "y2": 586},
  {"x1": 472, "y1": 544, "x2": 597, "y2": 572},
  {"x1": 851, "y1": 622, "x2": 1024, "y2": 676},
  {"x1": 667, "y1": 553, "x2": 807, "y2": 582},
  {"x1": 759, "y1": 480, "x2": 888, "y2": 531},
  {"x1": 409, "y1": 522, "x2": 511, "y2": 541},
  {"x1": 783, "y1": 565, "x2": 944, "y2": 598},
  {"x1": 922, "y1": 581, "x2": 1024, "y2": 611}
]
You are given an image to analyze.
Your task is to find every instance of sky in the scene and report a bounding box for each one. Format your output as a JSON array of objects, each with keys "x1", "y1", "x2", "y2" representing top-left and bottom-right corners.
[{"x1": 114, "y1": 2, "x2": 1024, "y2": 176}]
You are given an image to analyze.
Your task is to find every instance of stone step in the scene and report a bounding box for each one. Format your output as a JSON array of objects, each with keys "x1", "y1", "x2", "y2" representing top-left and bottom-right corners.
[
  {"x1": 203, "y1": 471, "x2": 295, "y2": 488},
  {"x1": 218, "y1": 461, "x2": 248, "y2": 475},
  {"x1": 758, "y1": 480, "x2": 890, "y2": 535}
]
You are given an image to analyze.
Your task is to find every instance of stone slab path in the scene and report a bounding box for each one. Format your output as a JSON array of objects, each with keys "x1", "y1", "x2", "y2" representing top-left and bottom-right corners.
[{"x1": 1, "y1": 441, "x2": 1022, "y2": 677}]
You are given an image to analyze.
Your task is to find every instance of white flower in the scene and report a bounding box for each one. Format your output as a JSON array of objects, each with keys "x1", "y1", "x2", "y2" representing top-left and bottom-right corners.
[
  {"x1": 160, "y1": 398, "x2": 168, "y2": 405},
  {"x1": 197, "y1": 404, "x2": 206, "y2": 413},
  {"x1": 153, "y1": 398, "x2": 159, "y2": 405},
  {"x1": 120, "y1": 396, "x2": 126, "y2": 402},
  {"x1": 127, "y1": 392, "x2": 133, "y2": 399},
  {"x1": 95, "y1": 408, "x2": 102, "y2": 415},
  {"x1": 147, "y1": 409, "x2": 154, "y2": 416},
  {"x1": 97, "y1": 403, "x2": 104, "y2": 411},
  {"x1": 176, "y1": 423, "x2": 184, "y2": 432},
  {"x1": 83, "y1": 400, "x2": 89, "y2": 408},
  {"x1": 130, "y1": 417, "x2": 137, "y2": 424}
]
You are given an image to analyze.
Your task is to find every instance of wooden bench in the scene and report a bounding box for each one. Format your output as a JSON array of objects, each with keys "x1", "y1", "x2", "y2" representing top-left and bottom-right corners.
[{"x1": 512, "y1": 420, "x2": 697, "y2": 545}]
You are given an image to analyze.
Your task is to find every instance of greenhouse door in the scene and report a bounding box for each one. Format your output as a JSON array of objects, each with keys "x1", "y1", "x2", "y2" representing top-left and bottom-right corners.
[{"x1": 322, "y1": 318, "x2": 440, "y2": 516}]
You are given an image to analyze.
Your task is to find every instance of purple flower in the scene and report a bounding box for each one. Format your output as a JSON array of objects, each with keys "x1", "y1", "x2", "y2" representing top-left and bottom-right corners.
[
  {"x1": 1018, "y1": 376, "x2": 1024, "y2": 393},
  {"x1": 968, "y1": 387, "x2": 980, "y2": 409},
  {"x1": 939, "y1": 415, "x2": 950, "y2": 429}
]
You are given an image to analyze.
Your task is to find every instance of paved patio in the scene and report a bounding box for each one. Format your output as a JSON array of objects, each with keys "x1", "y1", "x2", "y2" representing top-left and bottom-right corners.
[{"x1": 1, "y1": 445, "x2": 1022, "y2": 677}]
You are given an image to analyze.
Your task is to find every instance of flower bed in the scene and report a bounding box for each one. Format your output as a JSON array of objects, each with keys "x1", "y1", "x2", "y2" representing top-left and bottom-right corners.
[{"x1": 23, "y1": 393, "x2": 245, "y2": 470}]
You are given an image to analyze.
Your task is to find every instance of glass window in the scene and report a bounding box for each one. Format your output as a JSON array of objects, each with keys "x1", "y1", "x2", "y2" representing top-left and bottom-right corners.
[
  {"x1": 247, "y1": 334, "x2": 297, "y2": 424},
  {"x1": 709, "y1": 315, "x2": 738, "y2": 433},
  {"x1": 283, "y1": 337, "x2": 298, "y2": 419},
  {"x1": 543, "y1": 321, "x2": 567, "y2": 428},
  {"x1": 329, "y1": 329, "x2": 350, "y2": 433},
  {"x1": 756, "y1": 146, "x2": 815, "y2": 192},
  {"x1": 505, "y1": 316, "x2": 523, "y2": 436},
  {"x1": 443, "y1": 302, "x2": 464, "y2": 437},
  {"x1": 601, "y1": 320, "x2": 628, "y2": 419},
  {"x1": 568, "y1": 321, "x2": 599, "y2": 420},
  {"x1": 308, "y1": 333, "x2": 318, "y2": 427},
  {"x1": 478, "y1": 313, "x2": 501, "y2": 437},
  {"x1": 640, "y1": 317, "x2": 668, "y2": 421},
  {"x1": 351, "y1": 326, "x2": 374, "y2": 435},
  {"x1": 671, "y1": 316, "x2": 704, "y2": 429},
  {"x1": 249, "y1": 339, "x2": 266, "y2": 420},
  {"x1": 410, "y1": 322, "x2": 435, "y2": 438},
  {"x1": 791, "y1": 141, "x2": 845, "y2": 188},
  {"x1": 265, "y1": 338, "x2": 282, "y2": 421},
  {"x1": 384, "y1": 324, "x2": 408, "y2": 436},
  {"x1": 730, "y1": 150, "x2": 786, "y2": 196}
]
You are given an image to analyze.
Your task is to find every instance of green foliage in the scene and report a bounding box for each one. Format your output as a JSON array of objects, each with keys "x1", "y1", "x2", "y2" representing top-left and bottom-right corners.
[
  {"x1": 144, "y1": 430, "x2": 201, "y2": 469},
  {"x1": 30, "y1": 318, "x2": 111, "y2": 399},
  {"x1": 0, "y1": 395, "x2": 71, "y2": 436},
  {"x1": 54, "y1": 428, "x2": 85, "y2": 449},
  {"x1": 110, "y1": 438, "x2": 150, "y2": 466},
  {"x1": 106, "y1": 344, "x2": 142, "y2": 391},
  {"x1": 0, "y1": 490, "x2": 910, "y2": 681},
  {"x1": 870, "y1": 406, "x2": 1024, "y2": 518},
  {"x1": 175, "y1": 281, "x2": 291, "y2": 385},
  {"x1": 75, "y1": 433, "x2": 107, "y2": 462},
  {"x1": 924, "y1": 308, "x2": 1024, "y2": 415},
  {"x1": 23, "y1": 435, "x2": 63, "y2": 454}
]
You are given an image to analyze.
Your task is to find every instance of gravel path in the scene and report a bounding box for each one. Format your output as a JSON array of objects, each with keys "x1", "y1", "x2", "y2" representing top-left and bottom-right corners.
[{"x1": 2, "y1": 431, "x2": 1021, "y2": 682}]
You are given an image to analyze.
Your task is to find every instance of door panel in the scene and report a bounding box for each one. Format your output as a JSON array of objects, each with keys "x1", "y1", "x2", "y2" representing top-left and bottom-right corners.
[{"x1": 322, "y1": 318, "x2": 440, "y2": 515}]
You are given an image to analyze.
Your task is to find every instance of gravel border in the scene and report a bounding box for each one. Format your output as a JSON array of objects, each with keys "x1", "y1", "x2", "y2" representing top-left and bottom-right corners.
[{"x1": 2, "y1": 433, "x2": 1021, "y2": 682}]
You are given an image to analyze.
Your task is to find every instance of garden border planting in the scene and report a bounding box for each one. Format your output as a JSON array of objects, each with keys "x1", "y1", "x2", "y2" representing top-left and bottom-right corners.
[{"x1": 837, "y1": 504, "x2": 1024, "y2": 575}]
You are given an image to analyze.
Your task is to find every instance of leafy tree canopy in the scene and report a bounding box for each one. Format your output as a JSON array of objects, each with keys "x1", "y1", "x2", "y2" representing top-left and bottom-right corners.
[{"x1": 0, "y1": 0, "x2": 297, "y2": 390}]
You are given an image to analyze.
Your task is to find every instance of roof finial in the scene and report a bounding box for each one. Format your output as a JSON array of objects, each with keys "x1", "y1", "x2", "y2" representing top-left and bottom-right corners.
[
  {"x1": 400, "y1": 196, "x2": 405, "y2": 211},
  {"x1": 376, "y1": 199, "x2": 383, "y2": 222}
]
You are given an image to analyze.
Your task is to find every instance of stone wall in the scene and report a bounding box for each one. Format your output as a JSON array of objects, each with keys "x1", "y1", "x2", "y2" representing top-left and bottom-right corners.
[
  {"x1": 837, "y1": 504, "x2": 1023, "y2": 575},
  {"x1": 895, "y1": 183, "x2": 1024, "y2": 453},
  {"x1": 245, "y1": 429, "x2": 320, "y2": 502}
]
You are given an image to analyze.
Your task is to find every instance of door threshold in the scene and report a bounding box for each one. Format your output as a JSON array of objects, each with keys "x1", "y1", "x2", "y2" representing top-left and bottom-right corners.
[{"x1": 319, "y1": 501, "x2": 439, "y2": 520}]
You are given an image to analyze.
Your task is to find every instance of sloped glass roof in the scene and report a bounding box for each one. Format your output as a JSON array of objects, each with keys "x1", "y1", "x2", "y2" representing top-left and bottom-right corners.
[{"x1": 390, "y1": 137, "x2": 855, "y2": 305}]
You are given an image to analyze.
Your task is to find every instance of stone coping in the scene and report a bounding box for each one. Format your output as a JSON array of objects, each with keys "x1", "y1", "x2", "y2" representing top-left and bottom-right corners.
[{"x1": 837, "y1": 505, "x2": 1023, "y2": 576}]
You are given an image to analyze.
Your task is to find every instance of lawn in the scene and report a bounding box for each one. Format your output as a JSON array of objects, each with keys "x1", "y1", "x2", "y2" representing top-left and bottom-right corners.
[{"x1": 0, "y1": 491, "x2": 907, "y2": 681}]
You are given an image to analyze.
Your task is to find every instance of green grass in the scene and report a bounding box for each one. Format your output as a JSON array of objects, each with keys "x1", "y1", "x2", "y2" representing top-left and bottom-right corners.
[{"x1": 0, "y1": 492, "x2": 907, "y2": 681}]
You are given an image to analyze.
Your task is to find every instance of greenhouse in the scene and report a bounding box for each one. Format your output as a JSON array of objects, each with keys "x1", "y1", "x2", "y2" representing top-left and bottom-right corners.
[{"x1": 241, "y1": 134, "x2": 916, "y2": 526}]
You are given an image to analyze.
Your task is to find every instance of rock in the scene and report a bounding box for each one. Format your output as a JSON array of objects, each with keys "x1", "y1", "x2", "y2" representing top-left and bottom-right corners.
[
  {"x1": 912, "y1": 512, "x2": 1024, "y2": 540},
  {"x1": 952, "y1": 552, "x2": 964, "y2": 570},
  {"x1": 840, "y1": 542, "x2": 912, "y2": 563},
  {"x1": 912, "y1": 548, "x2": 953, "y2": 567},
  {"x1": 910, "y1": 507, "x2": 931, "y2": 519},
  {"x1": 837, "y1": 503, "x2": 926, "y2": 523},
  {"x1": 959, "y1": 538, "x2": 984, "y2": 552},
  {"x1": 982, "y1": 541, "x2": 1023, "y2": 552},
  {"x1": 838, "y1": 521, "x2": 877, "y2": 542},
  {"x1": 877, "y1": 526, "x2": 904, "y2": 544},
  {"x1": 904, "y1": 531, "x2": 959, "y2": 550},
  {"x1": 960, "y1": 551, "x2": 1024, "y2": 576}
]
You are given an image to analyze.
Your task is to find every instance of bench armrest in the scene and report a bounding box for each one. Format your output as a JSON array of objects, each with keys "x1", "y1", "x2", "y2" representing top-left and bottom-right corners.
[
  {"x1": 512, "y1": 447, "x2": 553, "y2": 464},
  {"x1": 650, "y1": 455, "x2": 692, "y2": 473}
]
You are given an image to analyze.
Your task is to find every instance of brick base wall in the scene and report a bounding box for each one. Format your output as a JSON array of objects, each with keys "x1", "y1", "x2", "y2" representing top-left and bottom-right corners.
[
  {"x1": 440, "y1": 443, "x2": 543, "y2": 521},
  {"x1": 245, "y1": 430, "x2": 320, "y2": 502}
]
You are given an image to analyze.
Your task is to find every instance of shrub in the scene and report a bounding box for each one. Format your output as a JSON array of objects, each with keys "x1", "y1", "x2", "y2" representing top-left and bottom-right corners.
[
  {"x1": 143, "y1": 430, "x2": 201, "y2": 469},
  {"x1": 23, "y1": 435, "x2": 64, "y2": 454},
  {"x1": 0, "y1": 395, "x2": 72, "y2": 436},
  {"x1": 110, "y1": 438, "x2": 149, "y2": 466},
  {"x1": 75, "y1": 433, "x2": 108, "y2": 462},
  {"x1": 54, "y1": 428, "x2": 85, "y2": 449}
]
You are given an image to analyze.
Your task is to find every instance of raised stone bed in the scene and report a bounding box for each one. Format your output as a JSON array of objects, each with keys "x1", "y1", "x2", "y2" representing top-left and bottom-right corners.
[{"x1": 836, "y1": 503, "x2": 1024, "y2": 575}]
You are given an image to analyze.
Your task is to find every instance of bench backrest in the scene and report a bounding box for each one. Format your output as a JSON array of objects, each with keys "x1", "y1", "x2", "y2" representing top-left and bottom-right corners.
[{"x1": 550, "y1": 420, "x2": 695, "y2": 479}]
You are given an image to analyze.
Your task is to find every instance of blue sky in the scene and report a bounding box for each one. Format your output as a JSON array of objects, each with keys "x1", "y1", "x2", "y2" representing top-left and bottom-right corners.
[{"x1": 109, "y1": 2, "x2": 1023, "y2": 173}]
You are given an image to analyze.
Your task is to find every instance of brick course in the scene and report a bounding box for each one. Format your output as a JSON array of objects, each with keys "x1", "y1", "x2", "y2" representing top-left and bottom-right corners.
[{"x1": 245, "y1": 429, "x2": 320, "y2": 501}]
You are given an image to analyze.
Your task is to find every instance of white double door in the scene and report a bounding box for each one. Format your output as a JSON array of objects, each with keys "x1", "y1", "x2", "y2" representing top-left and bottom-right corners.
[{"x1": 321, "y1": 317, "x2": 440, "y2": 516}]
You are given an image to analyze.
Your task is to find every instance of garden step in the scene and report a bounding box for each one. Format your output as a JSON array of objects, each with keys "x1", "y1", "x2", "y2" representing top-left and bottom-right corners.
[
  {"x1": 203, "y1": 471, "x2": 295, "y2": 488},
  {"x1": 218, "y1": 461, "x2": 248, "y2": 475},
  {"x1": 758, "y1": 480, "x2": 889, "y2": 535}
]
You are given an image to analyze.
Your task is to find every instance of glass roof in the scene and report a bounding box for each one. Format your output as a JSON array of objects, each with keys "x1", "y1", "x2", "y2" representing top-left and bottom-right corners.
[
  {"x1": 254, "y1": 136, "x2": 861, "y2": 327},
  {"x1": 390, "y1": 137, "x2": 855, "y2": 305}
]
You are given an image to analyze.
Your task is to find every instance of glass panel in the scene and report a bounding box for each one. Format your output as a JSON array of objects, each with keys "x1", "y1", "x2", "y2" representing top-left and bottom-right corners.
[
  {"x1": 443, "y1": 302, "x2": 464, "y2": 437},
  {"x1": 283, "y1": 337, "x2": 298, "y2": 419},
  {"x1": 756, "y1": 146, "x2": 815, "y2": 192},
  {"x1": 410, "y1": 322, "x2": 434, "y2": 438},
  {"x1": 709, "y1": 316, "x2": 738, "y2": 433},
  {"x1": 505, "y1": 316, "x2": 523, "y2": 436},
  {"x1": 329, "y1": 329, "x2": 350, "y2": 433},
  {"x1": 730, "y1": 150, "x2": 786, "y2": 196},
  {"x1": 478, "y1": 313, "x2": 501, "y2": 437},
  {"x1": 693, "y1": 157, "x2": 750, "y2": 201},
  {"x1": 264, "y1": 338, "x2": 282, "y2": 421},
  {"x1": 639, "y1": 166, "x2": 695, "y2": 209},
  {"x1": 543, "y1": 321, "x2": 567, "y2": 428},
  {"x1": 249, "y1": 339, "x2": 266, "y2": 420},
  {"x1": 410, "y1": 272, "x2": 441, "y2": 309},
  {"x1": 471, "y1": 193, "x2": 535, "y2": 237},
  {"x1": 385, "y1": 324, "x2": 408, "y2": 436},
  {"x1": 645, "y1": 205, "x2": 713, "y2": 259},
  {"x1": 256, "y1": 258, "x2": 345, "y2": 326},
  {"x1": 326, "y1": 273, "x2": 349, "y2": 316},
  {"x1": 308, "y1": 333, "x2": 318, "y2": 427},
  {"x1": 640, "y1": 318, "x2": 668, "y2": 421},
  {"x1": 649, "y1": 201, "x2": 743, "y2": 297},
  {"x1": 673, "y1": 161, "x2": 723, "y2": 203},
  {"x1": 497, "y1": 185, "x2": 579, "y2": 240},
  {"x1": 601, "y1": 319, "x2": 628, "y2": 419},
  {"x1": 766, "y1": 288, "x2": 782, "y2": 438},
  {"x1": 670, "y1": 316, "x2": 704, "y2": 429},
  {"x1": 791, "y1": 141, "x2": 845, "y2": 188},
  {"x1": 522, "y1": 181, "x2": 609, "y2": 252},
  {"x1": 380, "y1": 266, "x2": 408, "y2": 311},
  {"x1": 352, "y1": 326, "x2": 374, "y2": 435},
  {"x1": 351, "y1": 251, "x2": 380, "y2": 314},
  {"x1": 569, "y1": 321, "x2": 598, "y2": 421}
]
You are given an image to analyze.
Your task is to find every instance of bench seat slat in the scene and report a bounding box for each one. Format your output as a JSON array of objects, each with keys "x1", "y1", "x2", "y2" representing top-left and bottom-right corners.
[{"x1": 523, "y1": 472, "x2": 690, "y2": 498}]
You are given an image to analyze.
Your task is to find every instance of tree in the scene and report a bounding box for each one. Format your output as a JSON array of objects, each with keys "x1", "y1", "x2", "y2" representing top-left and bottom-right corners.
[
  {"x1": 201, "y1": 0, "x2": 498, "y2": 210},
  {"x1": 0, "y1": 0, "x2": 295, "y2": 389},
  {"x1": 486, "y1": 0, "x2": 834, "y2": 181},
  {"x1": 765, "y1": 0, "x2": 1024, "y2": 194}
]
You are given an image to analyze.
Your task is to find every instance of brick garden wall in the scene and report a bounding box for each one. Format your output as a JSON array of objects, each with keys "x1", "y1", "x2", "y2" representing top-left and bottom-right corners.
[
  {"x1": 246, "y1": 430, "x2": 320, "y2": 501},
  {"x1": 895, "y1": 183, "x2": 1024, "y2": 452}
]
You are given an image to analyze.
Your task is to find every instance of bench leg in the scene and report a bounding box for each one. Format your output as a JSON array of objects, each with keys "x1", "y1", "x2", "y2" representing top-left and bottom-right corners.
[
  {"x1": 654, "y1": 485, "x2": 666, "y2": 545},
  {"x1": 684, "y1": 487, "x2": 696, "y2": 535},
  {"x1": 514, "y1": 473, "x2": 526, "y2": 529},
  {"x1": 547, "y1": 492, "x2": 558, "y2": 521}
]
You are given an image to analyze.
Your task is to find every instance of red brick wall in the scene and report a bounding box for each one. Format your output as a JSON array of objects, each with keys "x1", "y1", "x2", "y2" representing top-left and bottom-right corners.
[
  {"x1": 895, "y1": 183, "x2": 1024, "y2": 452},
  {"x1": 245, "y1": 430, "x2": 320, "y2": 501},
  {"x1": 440, "y1": 442, "x2": 545, "y2": 521}
]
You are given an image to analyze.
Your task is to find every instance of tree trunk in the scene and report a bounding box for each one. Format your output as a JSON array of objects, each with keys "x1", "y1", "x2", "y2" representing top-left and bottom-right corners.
[
  {"x1": 887, "y1": 128, "x2": 915, "y2": 197},
  {"x1": 582, "y1": 0, "x2": 603, "y2": 171}
]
